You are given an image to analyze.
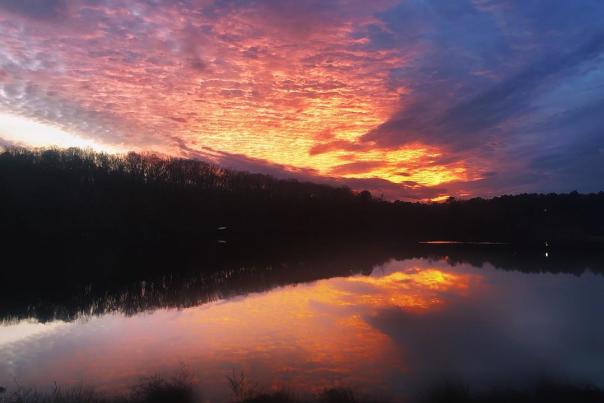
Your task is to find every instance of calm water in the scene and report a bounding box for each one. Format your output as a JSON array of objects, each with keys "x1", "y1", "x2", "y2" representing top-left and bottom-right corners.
[{"x1": 2, "y1": 249, "x2": 604, "y2": 401}]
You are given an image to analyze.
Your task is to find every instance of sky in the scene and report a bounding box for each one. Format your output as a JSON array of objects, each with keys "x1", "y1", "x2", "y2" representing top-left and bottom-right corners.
[{"x1": 1, "y1": 0, "x2": 603, "y2": 200}]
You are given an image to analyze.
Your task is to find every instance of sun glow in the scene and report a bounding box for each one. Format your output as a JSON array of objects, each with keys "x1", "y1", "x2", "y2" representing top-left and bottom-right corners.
[
  {"x1": 330, "y1": 148, "x2": 470, "y2": 187},
  {"x1": 0, "y1": 112, "x2": 127, "y2": 153},
  {"x1": 430, "y1": 195, "x2": 452, "y2": 203}
]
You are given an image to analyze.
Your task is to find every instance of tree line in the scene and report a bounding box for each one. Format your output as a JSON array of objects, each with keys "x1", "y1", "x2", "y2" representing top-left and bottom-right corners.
[{"x1": 1, "y1": 146, "x2": 603, "y2": 250}]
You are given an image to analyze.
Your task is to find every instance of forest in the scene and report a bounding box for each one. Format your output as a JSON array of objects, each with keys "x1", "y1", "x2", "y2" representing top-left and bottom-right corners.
[{"x1": 2, "y1": 146, "x2": 603, "y2": 251}]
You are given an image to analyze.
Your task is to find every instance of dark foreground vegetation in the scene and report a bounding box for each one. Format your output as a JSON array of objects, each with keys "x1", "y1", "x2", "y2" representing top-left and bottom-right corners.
[
  {"x1": 2, "y1": 146, "x2": 604, "y2": 250},
  {"x1": 2, "y1": 376, "x2": 603, "y2": 403}
]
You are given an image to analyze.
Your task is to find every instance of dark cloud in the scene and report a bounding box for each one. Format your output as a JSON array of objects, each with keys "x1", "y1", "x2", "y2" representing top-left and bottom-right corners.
[
  {"x1": 364, "y1": 32, "x2": 604, "y2": 152},
  {"x1": 351, "y1": 0, "x2": 604, "y2": 195},
  {"x1": 528, "y1": 100, "x2": 604, "y2": 192},
  {"x1": 440, "y1": 34, "x2": 604, "y2": 145},
  {"x1": 309, "y1": 139, "x2": 372, "y2": 156},
  {"x1": 329, "y1": 160, "x2": 386, "y2": 175},
  {"x1": 0, "y1": 0, "x2": 67, "y2": 20}
]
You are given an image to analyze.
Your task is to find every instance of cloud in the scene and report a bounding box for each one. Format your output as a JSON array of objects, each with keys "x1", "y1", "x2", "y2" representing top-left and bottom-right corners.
[
  {"x1": 1, "y1": 0, "x2": 603, "y2": 198},
  {"x1": 353, "y1": 0, "x2": 604, "y2": 195},
  {"x1": 183, "y1": 146, "x2": 443, "y2": 200},
  {"x1": 528, "y1": 99, "x2": 604, "y2": 193},
  {"x1": 0, "y1": 0, "x2": 67, "y2": 20},
  {"x1": 363, "y1": 32, "x2": 604, "y2": 151},
  {"x1": 309, "y1": 140, "x2": 373, "y2": 156},
  {"x1": 329, "y1": 160, "x2": 386, "y2": 176}
]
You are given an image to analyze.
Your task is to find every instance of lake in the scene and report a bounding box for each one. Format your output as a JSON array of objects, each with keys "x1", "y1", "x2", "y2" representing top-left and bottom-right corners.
[{"x1": 1, "y1": 244, "x2": 604, "y2": 402}]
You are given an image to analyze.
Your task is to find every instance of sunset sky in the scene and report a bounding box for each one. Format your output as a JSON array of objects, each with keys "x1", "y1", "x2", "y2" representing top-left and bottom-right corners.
[{"x1": 1, "y1": 0, "x2": 603, "y2": 200}]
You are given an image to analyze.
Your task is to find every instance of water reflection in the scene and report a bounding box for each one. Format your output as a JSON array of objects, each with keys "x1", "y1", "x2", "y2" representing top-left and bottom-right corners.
[
  {"x1": 1, "y1": 250, "x2": 604, "y2": 402},
  {"x1": 4, "y1": 244, "x2": 602, "y2": 325}
]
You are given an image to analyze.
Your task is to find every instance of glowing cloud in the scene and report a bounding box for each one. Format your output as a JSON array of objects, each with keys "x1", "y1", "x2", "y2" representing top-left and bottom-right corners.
[{"x1": 1, "y1": 1, "x2": 603, "y2": 198}]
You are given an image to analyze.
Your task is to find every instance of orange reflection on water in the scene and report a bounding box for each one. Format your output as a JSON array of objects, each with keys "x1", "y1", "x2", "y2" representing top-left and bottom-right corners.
[
  {"x1": 1, "y1": 264, "x2": 483, "y2": 400},
  {"x1": 343, "y1": 269, "x2": 474, "y2": 311},
  {"x1": 164, "y1": 265, "x2": 480, "y2": 394}
]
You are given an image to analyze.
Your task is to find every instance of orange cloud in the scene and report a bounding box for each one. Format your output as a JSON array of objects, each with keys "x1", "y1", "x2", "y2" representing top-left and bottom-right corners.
[{"x1": 0, "y1": 0, "x2": 484, "y2": 199}]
